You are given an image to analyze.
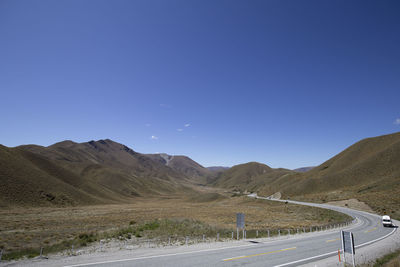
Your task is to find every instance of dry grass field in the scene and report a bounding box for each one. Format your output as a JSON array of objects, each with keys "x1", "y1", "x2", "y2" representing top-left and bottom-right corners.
[{"x1": 0, "y1": 195, "x2": 350, "y2": 258}]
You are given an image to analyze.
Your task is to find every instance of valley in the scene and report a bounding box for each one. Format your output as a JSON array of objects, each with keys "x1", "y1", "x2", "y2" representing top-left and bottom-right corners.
[
  {"x1": 0, "y1": 192, "x2": 350, "y2": 259},
  {"x1": 1, "y1": 132, "x2": 399, "y2": 261}
]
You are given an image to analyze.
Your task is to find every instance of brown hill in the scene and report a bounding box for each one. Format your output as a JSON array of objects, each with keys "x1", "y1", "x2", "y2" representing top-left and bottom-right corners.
[
  {"x1": 207, "y1": 166, "x2": 230, "y2": 172},
  {"x1": 0, "y1": 139, "x2": 195, "y2": 207},
  {"x1": 293, "y1": 166, "x2": 315, "y2": 172},
  {"x1": 253, "y1": 132, "x2": 400, "y2": 218},
  {"x1": 0, "y1": 145, "x2": 100, "y2": 207},
  {"x1": 212, "y1": 162, "x2": 293, "y2": 193},
  {"x1": 278, "y1": 132, "x2": 400, "y2": 195},
  {"x1": 208, "y1": 132, "x2": 400, "y2": 217}
]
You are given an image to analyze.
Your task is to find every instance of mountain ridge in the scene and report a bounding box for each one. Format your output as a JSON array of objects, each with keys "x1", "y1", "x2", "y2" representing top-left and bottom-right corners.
[
  {"x1": 2, "y1": 132, "x2": 400, "y2": 216},
  {"x1": 0, "y1": 139, "x2": 201, "y2": 207}
]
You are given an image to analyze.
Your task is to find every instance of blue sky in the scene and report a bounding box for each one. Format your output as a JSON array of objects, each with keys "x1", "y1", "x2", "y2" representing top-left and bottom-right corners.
[{"x1": 1, "y1": 0, "x2": 399, "y2": 169}]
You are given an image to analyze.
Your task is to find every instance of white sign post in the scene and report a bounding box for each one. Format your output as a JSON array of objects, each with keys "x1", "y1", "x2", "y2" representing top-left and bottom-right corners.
[{"x1": 341, "y1": 231, "x2": 355, "y2": 267}]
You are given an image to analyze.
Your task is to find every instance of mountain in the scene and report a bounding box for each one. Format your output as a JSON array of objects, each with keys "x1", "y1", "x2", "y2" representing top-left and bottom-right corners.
[
  {"x1": 3, "y1": 132, "x2": 400, "y2": 216},
  {"x1": 207, "y1": 166, "x2": 230, "y2": 172},
  {"x1": 207, "y1": 132, "x2": 400, "y2": 218},
  {"x1": 280, "y1": 132, "x2": 400, "y2": 196},
  {"x1": 293, "y1": 167, "x2": 315, "y2": 172},
  {"x1": 211, "y1": 162, "x2": 293, "y2": 193},
  {"x1": 255, "y1": 132, "x2": 400, "y2": 218},
  {"x1": 0, "y1": 139, "x2": 195, "y2": 207},
  {"x1": 146, "y1": 153, "x2": 211, "y2": 183},
  {"x1": 0, "y1": 144, "x2": 99, "y2": 207}
]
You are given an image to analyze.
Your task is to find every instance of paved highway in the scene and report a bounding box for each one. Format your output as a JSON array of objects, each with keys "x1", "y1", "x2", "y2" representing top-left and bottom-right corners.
[{"x1": 59, "y1": 199, "x2": 396, "y2": 267}]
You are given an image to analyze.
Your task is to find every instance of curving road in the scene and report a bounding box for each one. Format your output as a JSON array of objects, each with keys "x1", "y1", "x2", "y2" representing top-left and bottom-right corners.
[{"x1": 54, "y1": 199, "x2": 396, "y2": 267}]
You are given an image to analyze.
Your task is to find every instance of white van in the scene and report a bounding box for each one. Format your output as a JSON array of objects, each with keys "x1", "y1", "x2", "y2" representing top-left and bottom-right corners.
[{"x1": 382, "y1": 215, "x2": 393, "y2": 227}]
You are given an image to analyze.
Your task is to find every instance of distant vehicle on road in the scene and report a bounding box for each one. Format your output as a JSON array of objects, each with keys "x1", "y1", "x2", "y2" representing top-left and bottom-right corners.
[{"x1": 382, "y1": 215, "x2": 393, "y2": 227}]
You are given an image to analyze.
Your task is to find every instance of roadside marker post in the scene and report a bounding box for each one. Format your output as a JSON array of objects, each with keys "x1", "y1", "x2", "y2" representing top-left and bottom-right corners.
[
  {"x1": 341, "y1": 231, "x2": 346, "y2": 264},
  {"x1": 39, "y1": 247, "x2": 48, "y2": 259},
  {"x1": 350, "y1": 232, "x2": 356, "y2": 267}
]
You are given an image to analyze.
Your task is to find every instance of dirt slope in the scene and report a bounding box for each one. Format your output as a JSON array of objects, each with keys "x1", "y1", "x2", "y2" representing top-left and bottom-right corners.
[{"x1": 146, "y1": 153, "x2": 211, "y2": 183}]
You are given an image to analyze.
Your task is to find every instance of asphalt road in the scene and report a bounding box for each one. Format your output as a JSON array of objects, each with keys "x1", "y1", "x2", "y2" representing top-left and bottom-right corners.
[{"x1": 60, "y1": 199, "x2": 396, "y2": 267}]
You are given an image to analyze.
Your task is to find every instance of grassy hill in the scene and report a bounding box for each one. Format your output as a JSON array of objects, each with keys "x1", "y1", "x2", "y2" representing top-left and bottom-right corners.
[
  {"x1": 213, "y1": 132, "x2": 400, "y2": 218},
  {"x1": 208, "y1": 132, "x2": 400, "y2": 218},
  {"x1": 0, "y1": 139, "x2": 197, "y2": 207},
  {"x1": 293, "y1": 167, "x2": 315, "y2": 172},
  {"x1": 207, "y1": 166, "x2": 230, "y2": 172},
  {"x1": 280, "y1": 132, "x2": 400, "y2": 218},
  {"x1": 212, "y1": 162, "x2": 294, "y2": 193},
  {"x1": 3, "y1": 132, "x2": 400, "y2": 217},
  {"x1": 0, "y1": 145, "x2": 101, "y2": 207}
]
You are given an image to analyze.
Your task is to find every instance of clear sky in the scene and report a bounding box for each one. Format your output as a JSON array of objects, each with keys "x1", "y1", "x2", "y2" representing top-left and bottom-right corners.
[{"x1": 1, "y1": 0, "x2": 399, "y2": 169}]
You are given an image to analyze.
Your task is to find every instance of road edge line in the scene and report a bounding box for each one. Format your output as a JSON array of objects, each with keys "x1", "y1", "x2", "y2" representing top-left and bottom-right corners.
[{"x1": 273, "y1": 227, "x2": 396, "y2": 267}]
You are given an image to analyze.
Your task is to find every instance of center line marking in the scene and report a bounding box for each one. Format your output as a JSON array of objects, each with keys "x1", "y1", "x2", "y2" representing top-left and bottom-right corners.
[
  {"x1": 365, "y1": 227, "x2": 377, "y2": 233},
  {"x1": 222, "y1": 247, "x2": 296, "y2": 261},
  {"x1": 326, "y1": 238, "x2": 340, "y2": 242}
]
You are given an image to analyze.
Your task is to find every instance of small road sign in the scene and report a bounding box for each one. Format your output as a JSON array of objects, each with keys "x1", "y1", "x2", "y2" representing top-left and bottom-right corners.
[
  {"x1": 341, "y1": 230, "x2": 355, "y2": 266},
  {"x1": 236, "y1": 213, "x2": 245, "y2": 229},
  {"x1": 236, "y1": 213, "x2": 245, "y2": 240}
]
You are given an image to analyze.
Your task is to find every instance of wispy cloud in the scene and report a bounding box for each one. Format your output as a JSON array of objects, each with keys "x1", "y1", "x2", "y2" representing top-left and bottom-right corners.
[
  {"x1": 177, "y1": 128, "x2": 183, "y2": 132},
  {"x1": 151, "y1": 135, "x2": 158, "y2": 140},
  {"x1": 394, "y1": 118, "x2": 400, "y2": 125},
  {"x1": 184, "y1": 123, "x2": 191, "y2": 127},
  {"x1": 145, "y1": 123, "x2": 151, "y2": 127}
]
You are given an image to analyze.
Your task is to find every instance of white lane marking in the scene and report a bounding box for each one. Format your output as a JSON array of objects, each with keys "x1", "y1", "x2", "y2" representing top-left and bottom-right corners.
[
  {"x1": 355, "y1": 227, "x2": 396, "y2": 248},
  {"x1": 63, "y1": 243, "x2": 258, "y2": 267},
  {"x1": 273, "y1": 227, "x2": 396, "y2": 267},
  {"x1": 64, "y1": 200, "x2": 394, "y2": 267},
  {"x1": 273, "y1": 250, "x2": 338, "y2": 267},
  {"x1": 222, "y1": 255, "x2": 245, "y2": 261}
]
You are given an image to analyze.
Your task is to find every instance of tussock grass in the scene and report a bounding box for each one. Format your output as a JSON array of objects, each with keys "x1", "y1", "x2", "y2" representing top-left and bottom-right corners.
[
  {"x1": 358, "y1": 249, "x2": 400, "y2": 267},
  {"x1": 0, "y1": 196, "x2": 350, "y2": 260}
]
